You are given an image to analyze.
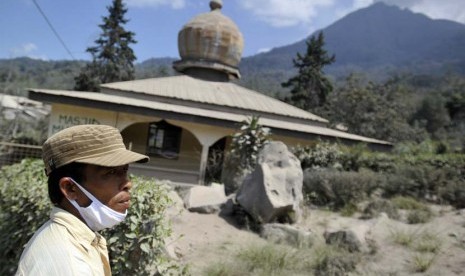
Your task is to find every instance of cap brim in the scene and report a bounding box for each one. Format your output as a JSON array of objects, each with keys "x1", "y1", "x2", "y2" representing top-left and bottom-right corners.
[{"x1": 75, "y1": 148, "x2": 149, "y2": 167}]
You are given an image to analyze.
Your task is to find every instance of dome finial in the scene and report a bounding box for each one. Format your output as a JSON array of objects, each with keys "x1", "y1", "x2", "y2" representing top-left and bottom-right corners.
[{"x1": 210, "y1": 0, "x2": 222, "y2": 11}]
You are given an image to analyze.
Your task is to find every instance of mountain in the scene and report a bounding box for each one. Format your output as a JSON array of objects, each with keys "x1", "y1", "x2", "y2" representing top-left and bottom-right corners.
[
  {"x1": 240, "y1": 2, "x2": 465, "y2": 80},
  {"x1": 3, "y1": 3, "x2": 465, "y2": 96}
]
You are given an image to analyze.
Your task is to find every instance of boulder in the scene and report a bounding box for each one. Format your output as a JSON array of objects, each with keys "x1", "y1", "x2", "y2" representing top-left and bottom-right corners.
[
  {"x1": 183, "y1": 183, "x2": 228, "y2": 214},
  {"x1": 260, "y1": 223, "x2": 314, "y2": 248},
  {"x1": 221, "y1": 165, "x2": 252, "y2": 195},
  {"x1": 236, "y1": 141, "x2": 303, "y2": 224},
  {"x1": 219, "y1": 194, "x2": 237, "y2": 216},
  {"x1": 166, "y1": 190, "x2": 185, "y2": 221}
]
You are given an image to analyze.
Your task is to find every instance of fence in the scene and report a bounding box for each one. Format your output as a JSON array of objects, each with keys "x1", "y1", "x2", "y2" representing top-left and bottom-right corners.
[{"x1": 0, "y1": 142, "x2": 42, "y2": 168}]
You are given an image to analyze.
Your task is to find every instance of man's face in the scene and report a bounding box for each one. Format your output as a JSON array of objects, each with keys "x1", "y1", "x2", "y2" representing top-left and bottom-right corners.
[{"x1": 80, "y1": 164, "x2": 132, "y2": 213}]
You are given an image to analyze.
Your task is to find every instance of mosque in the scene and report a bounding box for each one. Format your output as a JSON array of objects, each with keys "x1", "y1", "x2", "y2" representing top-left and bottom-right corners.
[{"x1": 29, "y1": 0, "x2": 390, "y2": 184}]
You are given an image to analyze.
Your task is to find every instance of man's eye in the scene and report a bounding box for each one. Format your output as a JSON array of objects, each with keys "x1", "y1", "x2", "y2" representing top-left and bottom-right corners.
[
  {"x1": 105, "y1": 167, "x2": 128, "y2": 176},
  {"x1": 106, "y1": 169, "x2": 117, "y2": 175}
]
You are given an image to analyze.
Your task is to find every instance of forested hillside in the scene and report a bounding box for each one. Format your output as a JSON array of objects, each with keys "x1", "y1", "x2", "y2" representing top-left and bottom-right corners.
[
  {"x1": 0, "y1": 57, "x2": 176, "y2": 96},
  {"x1": 1, "y1": 2, "x2": 465, "y2": 148},
  {"x1": 239, "y1": 2, "x2": 465, "y2": 93}
]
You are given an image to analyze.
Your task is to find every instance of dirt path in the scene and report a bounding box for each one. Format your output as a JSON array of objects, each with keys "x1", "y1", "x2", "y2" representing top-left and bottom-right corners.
[{"x1": 167, "y1": 203, "x2": 465, "y2": 275}]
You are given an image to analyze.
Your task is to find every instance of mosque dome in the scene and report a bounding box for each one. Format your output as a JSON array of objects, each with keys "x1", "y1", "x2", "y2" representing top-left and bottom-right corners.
[{"x1": 173, "y1": 0, "x2": 244, "y2": 79}]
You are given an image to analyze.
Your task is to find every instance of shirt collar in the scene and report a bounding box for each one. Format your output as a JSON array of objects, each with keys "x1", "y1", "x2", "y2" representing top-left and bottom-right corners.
[{"x1": 50, "y1": 207, "x2": 107, "y2": 251}]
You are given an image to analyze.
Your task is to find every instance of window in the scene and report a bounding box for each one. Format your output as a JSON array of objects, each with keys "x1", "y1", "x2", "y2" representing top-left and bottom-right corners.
[{"x1": 146, "y1": 121, "x2": 182, "y2": 159}]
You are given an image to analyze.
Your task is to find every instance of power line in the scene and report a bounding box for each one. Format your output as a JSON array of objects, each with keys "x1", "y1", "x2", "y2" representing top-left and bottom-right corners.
[{"x1": 31, "y1": 0, "x2": 75, "y2": 60}]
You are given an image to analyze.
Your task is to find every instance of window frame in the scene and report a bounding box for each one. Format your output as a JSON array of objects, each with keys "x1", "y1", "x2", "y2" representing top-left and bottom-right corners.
[{"x1": 146, "y1": 120, "x2": 182, "y2": 159}]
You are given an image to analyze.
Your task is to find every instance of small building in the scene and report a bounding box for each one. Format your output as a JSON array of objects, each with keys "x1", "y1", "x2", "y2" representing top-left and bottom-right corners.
[{"x1": 29, "y1": 0, "x2": 390, "y2": 185}]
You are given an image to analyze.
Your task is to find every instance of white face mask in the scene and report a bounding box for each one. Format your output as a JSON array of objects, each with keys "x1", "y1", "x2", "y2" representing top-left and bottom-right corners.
[{"x1": 67, "y1": 178, "x2": 127, "y2": 231}]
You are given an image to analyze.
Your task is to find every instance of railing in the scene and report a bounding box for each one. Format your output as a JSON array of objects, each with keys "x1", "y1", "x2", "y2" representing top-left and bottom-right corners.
[{"x1": 0, "y1": 142, "x2": 42, "y2": 168}]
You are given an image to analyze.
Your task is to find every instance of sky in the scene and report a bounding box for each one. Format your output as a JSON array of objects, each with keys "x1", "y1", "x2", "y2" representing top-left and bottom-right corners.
[{"x1": 1, "y1": 0, "x2": 465, "y2": 62}]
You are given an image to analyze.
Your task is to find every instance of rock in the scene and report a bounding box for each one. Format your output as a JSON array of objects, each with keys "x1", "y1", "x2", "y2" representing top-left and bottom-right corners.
[
  {"x1": 260, "y1": 223, "x2": 314, "y2": 248},
  {"x1": 221, "y1": 166, "x2": 252, "y2": 195},
  {"x1": 183, "y1": 183, "x2": 228, "y2": 214},
  {"x1": 236, "y1": 141, "x2": 303, "y2": 224},
  {"x1": 166, "y1": 190, "x2": 185, "y2": 222},
  {"x1": 219, "y1": 194, "x2": 237, "y2": 216},
  {"x1": 324, "y1": 230, "x2": 363, "y2": 252}
]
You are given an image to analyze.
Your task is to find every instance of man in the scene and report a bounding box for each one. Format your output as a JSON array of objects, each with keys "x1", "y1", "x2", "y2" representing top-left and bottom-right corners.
[{"x1": 16, "y1": 124, "x2": 149, "y2": 276}]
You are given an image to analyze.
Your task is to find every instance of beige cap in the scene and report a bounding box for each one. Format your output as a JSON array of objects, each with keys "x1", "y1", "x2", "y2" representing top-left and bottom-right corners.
[{"x1": 42, "y1": 124, "x2": 149, "y2": 175}]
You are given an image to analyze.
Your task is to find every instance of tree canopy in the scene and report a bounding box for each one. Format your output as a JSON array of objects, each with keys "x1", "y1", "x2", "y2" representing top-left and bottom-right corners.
[
  {"x1": 281, "y1": 32, "x2": 335, "y2": 111},
  {"x1": 74, "y1": 0, "x2": 136, "y2": 92}
]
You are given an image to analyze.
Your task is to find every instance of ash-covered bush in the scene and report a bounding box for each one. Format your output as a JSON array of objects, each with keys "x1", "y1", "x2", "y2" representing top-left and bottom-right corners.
[
  {"x1": 382, "y1": 165, "x2": 435, "y2": 200},
  {"x1": 362, "y1": 199, "x2": 400, "y2": 220},
  {"x1": 303, "y1": 168, "x2": 383, "y2": 210},
  {"x1": 382, "y1": 164, "x2": 463, "y2": 203},
  {"x1": 406, "y1": 209, "x2": 434, "y2": 224},
  {"x1": 101, "y1": 176, "x2": 186, "y2": 275},
  {"x1": 439, "y1": 181, "x2": 465, "y2": 209},
  {"x1": 0, "y1": 159, "x2": 184, "y2": 276},
  {"x1": 291, "y1": 141, "x2": 342, "y2": 170},
  {"x1": 314, "y1": 246, "x2": 360, "y2": 276},
  {"x1": 0, "y1": 159, "x2": 49, "y2": 275},
  {"x1": 222, "y1": 116, "x2": 271, "y2": 194},
  {"x1": 340, "y1": 147, "x2": 397, "y2": 173}
]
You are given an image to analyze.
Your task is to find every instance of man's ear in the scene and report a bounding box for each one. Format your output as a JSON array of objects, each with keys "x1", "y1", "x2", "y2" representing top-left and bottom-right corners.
[{"x1": 59, "y1": 178, "x2": 78, "y2": 200}]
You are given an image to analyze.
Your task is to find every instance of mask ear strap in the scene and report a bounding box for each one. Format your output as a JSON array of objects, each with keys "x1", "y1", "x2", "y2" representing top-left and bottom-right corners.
[{"x1": 68, "y1": 178, "x2": 97, "y2": 203}]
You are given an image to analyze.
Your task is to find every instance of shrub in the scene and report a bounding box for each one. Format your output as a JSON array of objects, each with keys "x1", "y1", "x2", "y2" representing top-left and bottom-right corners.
[
  {"x1": 362, "y1": 199, "x2": 400, "y2": 220},
  {"x1": 313, "y1": 246, "x2": 360, "y2": 276},
  {"x1": 292, "y1": 141, "x2": 342, "y2": 170},
  {"x1": 382, "y1": 165, "x2": 444, "y2": 200},
  {"x1": 0, "y1": 159, "x2": 184, "y2": 276},
  {"x1": 221, "y1": 116, "x2": 271, "y2": 194},
  {"x1": 439, "y1": 180, "x2": 465, "y2": 208},
  {"x1": 101, "y1": 176, "x2": 185, "y2": 275},
  {"x1": 303, "y1": 168, "x2": 382, "y2": 210},
  {"x1": 389, "y1": 196, "x2": 434, "y2": 224},
  {"x1": 406, "y1": 209, "x2": 434, "y2": 224},
  {"x1": 0, "y1": 159, "x2": 49, "y2": 275},
  {"x1": 391, "y1": 196, "x2": 426, "y2": 210}
]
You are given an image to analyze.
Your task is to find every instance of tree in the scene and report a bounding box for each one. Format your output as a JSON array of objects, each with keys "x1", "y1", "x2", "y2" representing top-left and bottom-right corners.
[
  {"x1": 74, "y1": 0, "x2": 136, "y2": 92},
  {"x1": 325, "y1": 74, "x2": 427, "y2": 143},
  {"x1": 412, "y1": 93, "x2": 451, "y2": 139},
  {"x1": 282, "y1": 31, "x2": 335, "y2": 111}
]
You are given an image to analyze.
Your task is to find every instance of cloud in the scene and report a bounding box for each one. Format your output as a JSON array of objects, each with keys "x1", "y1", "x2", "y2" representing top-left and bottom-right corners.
[
  {"x1": 124, "y1": 0, "x2": 185, "y2": 9},
  {"x1": 377, "y1": 0, "x2": 465, "y2": 23},
  {"x1": 334, "y1": 0, "x2": 465, "y2": 25},
  {"x1": 9, "y1": 43, "x2": 48, "y2": 59},
  {"x1": 335, "y1": 0, "x2": 374, "y2": 18},
  {"x1": 237, "y1": 0, "x2": 335, "y2": 27},
  {"x1": 9, "y1": 43, "x2": 48, "y2": 60},
  {"x1": 257, "y1": 47, "x2": 271, "y2": 54}
]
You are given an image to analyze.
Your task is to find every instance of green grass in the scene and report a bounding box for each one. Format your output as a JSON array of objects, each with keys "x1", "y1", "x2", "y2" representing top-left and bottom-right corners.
[
  {"x1": 312, "y1": 245, "x2": 360, "y2": 276},
  {"x1": 389, "y1": 227, "x2": 442, "y2": 273},
  {"x1": 202, "y1": 242, "x2": 363, "y2": 276},
  {"x1": 390, "y1": 228, "x2": 416, "y2": 247},
  {"x1": 204, "y1": 263, "x2": 239, "y2": 276},
  {"x1": 390, "y1": 196, "x2": 434, "y2": 224},
  {"x1": 412, "y1": 253, "x2": 437, "y2": 272},
  {"x1": 415, "y1": 231, "x2": 442, "y2": 253},
  {"x1": 391, "y1": 196, "x2": 425, "y2": 210}
]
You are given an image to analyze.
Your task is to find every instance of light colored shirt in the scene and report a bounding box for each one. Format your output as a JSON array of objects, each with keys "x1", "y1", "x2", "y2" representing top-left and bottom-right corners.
[{"x1": 16, "y1": 207, "x2": 111, "y2": 276}]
